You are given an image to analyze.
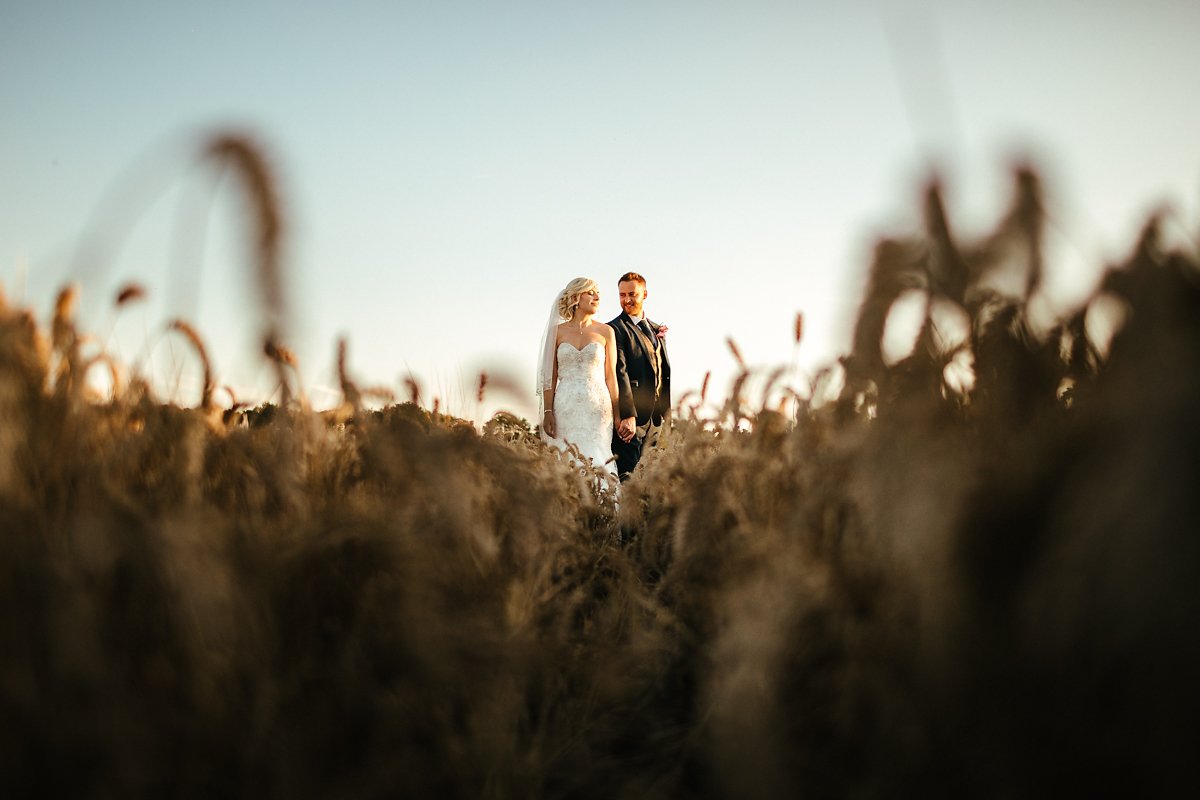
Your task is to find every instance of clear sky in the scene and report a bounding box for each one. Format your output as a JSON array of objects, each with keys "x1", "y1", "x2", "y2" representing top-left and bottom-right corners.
[{"x1": 3, "y1": 0, "x2": 1198, "y2": 421}]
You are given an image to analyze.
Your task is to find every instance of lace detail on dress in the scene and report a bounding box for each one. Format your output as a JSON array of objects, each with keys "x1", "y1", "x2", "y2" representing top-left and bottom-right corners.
[{"x1": 550, "y1": 341, "x2": 615, "y2": 475}]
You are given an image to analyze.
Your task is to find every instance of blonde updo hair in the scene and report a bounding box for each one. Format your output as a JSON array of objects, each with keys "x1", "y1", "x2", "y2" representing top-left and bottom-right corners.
[{"x1": 557, "y1": 277, "x2": 599, "y2": 321}]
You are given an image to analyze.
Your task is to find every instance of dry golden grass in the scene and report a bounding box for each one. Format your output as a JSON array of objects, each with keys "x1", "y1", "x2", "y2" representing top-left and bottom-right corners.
[{"x1": 1, "y1": 141, "x2": 1198, "y2": 797}]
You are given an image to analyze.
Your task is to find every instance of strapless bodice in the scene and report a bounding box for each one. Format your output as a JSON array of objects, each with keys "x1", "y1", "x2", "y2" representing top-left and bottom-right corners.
[
  {"x1": 551, "y1": 340, "x2": 614, "y2": 476},
  {"x1": 557, "y1": 341, "x2": 605, "y2": 382}
]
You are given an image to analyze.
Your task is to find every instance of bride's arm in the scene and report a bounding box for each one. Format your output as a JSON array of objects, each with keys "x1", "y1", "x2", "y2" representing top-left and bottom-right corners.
[
  {"x1": 543, "y1": 329, "x2": 559, "y2": 438},
  {"x1": 604, "y1": 328, "x2": 619, "y2": 422}
]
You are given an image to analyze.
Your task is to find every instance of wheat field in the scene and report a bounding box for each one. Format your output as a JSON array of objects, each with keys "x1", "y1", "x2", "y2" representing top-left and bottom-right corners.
[{"x1": 1, "y1": 139, "x2": 1198, "y2": 797}]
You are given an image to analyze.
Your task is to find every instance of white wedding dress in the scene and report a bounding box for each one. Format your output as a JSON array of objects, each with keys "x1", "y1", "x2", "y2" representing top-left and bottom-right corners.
[{"x1": 550, "y1": 341, "x2": 616, "y2": 476}]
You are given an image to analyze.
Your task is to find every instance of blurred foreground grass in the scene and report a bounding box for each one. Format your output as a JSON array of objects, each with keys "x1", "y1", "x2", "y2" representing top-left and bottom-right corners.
[{"x1": 2, "y1": 156, "x2": 1199, "y2": 797}]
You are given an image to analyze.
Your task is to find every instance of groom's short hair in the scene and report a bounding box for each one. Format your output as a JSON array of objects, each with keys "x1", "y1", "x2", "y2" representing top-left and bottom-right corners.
[{"x1": 618, "y1": 272, "x2": 646, "y2": 287}]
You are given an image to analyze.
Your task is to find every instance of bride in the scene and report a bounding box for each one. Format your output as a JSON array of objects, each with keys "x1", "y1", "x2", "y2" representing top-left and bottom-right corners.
[{"x1": 537, "y1": 278, "x2": 620, "y2": 476}]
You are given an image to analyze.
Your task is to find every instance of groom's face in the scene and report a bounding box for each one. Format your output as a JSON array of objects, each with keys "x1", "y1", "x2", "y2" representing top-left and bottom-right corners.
[{"x1": 618, "y1": 280, "x2": 647, "y2": 317}]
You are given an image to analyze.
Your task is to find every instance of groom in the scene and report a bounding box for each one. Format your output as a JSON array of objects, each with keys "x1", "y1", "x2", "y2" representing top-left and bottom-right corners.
[{"x1": 610, "y1": 271, "x2": 671, "y2": 480}]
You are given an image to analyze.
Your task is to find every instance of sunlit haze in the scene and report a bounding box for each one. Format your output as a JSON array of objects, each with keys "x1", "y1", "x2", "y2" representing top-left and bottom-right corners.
[{"x1": 3, "y1": 0, "x2": 1198, "y2": 420}]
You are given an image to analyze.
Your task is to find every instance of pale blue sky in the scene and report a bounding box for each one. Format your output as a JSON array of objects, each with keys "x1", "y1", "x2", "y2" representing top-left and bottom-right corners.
[{"x1": 3, "y1": 0, "x2": 1198, "y2": 419}]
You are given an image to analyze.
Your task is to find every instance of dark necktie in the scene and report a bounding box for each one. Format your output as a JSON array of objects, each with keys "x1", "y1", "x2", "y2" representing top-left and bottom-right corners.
[
  {"x1": 638, "y1": 319, "x2": 656, "y2": 347},
  {"x1": 637, "y1": 319, "x2": 662, "y2": 394}
]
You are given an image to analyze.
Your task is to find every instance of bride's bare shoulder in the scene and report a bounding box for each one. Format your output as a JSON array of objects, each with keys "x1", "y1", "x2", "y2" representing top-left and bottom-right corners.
[{"x1": 595, "y1": 321, "x2": 615, "y2": 338}]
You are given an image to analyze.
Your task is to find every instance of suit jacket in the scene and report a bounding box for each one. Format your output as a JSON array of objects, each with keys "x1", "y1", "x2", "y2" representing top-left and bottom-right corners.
[{"x1": 609, "y1": 313, "x2": 671, "y2": 427}]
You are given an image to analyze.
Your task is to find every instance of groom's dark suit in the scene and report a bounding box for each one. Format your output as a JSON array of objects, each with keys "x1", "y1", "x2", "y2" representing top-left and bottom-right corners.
[{"x1": 609, "y1": 313, "x2": 671, "y2": 479}]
